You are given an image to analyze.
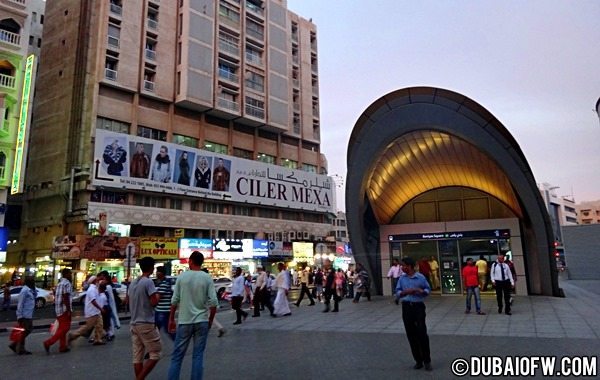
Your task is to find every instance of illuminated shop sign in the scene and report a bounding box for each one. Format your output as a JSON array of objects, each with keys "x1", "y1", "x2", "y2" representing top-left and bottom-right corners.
[
  {"x1": 140, "y1": 237, "x2": 179, "y2": 259},
  {"x1": 11, "y1": 54, "x2": 35, "y2": 195},
  {"x1": 268, "y1": 241, "x2": 293, "y2": 257},
  {"x1": 179, "y1": 238, "x2": 213, "y2": 259},
  {"x1": 213, "y1": 239, "x2": 245, "y2": 260},
  {"x1": 252, "y1": 239, "x2": 269, "y2": 258},
  {"x1": 292, "y1": 242, "x2": 314, "y2": 260},
  {"x1": 389, "y1": 229, "x2": 511, "y2": 241},
  {"x1": 92, "y1": 130, "x2": 335, "y2": 213}
]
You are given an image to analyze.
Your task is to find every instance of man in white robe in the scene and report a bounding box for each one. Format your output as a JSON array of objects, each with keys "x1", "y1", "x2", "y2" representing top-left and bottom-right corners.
[{"x1": 272, "y1": 262, "x2": 291, "y2": 317}]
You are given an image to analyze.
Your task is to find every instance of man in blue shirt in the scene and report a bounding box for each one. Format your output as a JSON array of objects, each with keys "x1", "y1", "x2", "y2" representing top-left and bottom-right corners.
[
  {"x1": 11, "y1": 277, "x2": 36, "y2": 355},
  {"x1": 395, "y1": 257, "x2": 432, "y2": 371}
]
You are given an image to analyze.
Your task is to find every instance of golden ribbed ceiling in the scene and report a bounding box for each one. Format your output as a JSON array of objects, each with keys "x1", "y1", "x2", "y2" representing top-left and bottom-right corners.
[{"x1": 367, "y1": 130, "x2": 523, "y2": 224}]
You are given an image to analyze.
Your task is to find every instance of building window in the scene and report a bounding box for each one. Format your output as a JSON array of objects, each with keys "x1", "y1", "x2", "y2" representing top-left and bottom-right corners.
[
  {"x1": 137, "y1": 126, "x2": 166, "y2": 141},
  {"x1": 233, "y1": 147, "x2": 253, "y2": 160},
  {"x1": 245, "y1": 71, "x2": 264, "y2": 92},
  {"x1": 96, "y1": 117, "x2": 129, "y2": 133},
  {"x1": 218, "y1": 61, "x2": 238, "y2": 82},
  {"x1": 147, "y1": 9, "x2": 158, "y2": 29},
  {"x1": 145, "y1": 40, "x2": 157, "y2": 61},
  {"x1": 203, "y1": 140, "x2": 228, "y2": 154},
  {"x1": 281, "y1": 158, "x2": 297, "y2": 169},
  {"x1": 144, "y1": 71, "x2": 155, "y2": 92},
  {"x1": 108, "y1": 24, "x2": 120, "y2": 48},
  {"x1": 133, "y1": 194, "x2": 166, "y2": 208},
  {"x1": 105, "y1": 58, "x2": 118, "y2": 80},
  {"x1": 303, "y1": 163, "x2": 317, "y2": 173},
  {"x1": 110, "y1": 0, "x2": 123, "y2": 15},
  {"x1": 172, "y1": 134, "x2": 198, "y2": 148},
  {"x1": 28, "y1": 36, "x2": 33, "y2": 45},
  {"x1": 245, "y1": 44, "x2": 262, "y2": 65},
  {"x1": 170, "y1": 198, "x2": 183, "y2": 210},
  {"x1": 219, "y1": 3, "x2": 240, "y2": 26},
  {"x1": 203, "y1": 202, "x2": 226, "y2": 214},
  {"x1": 256, "y1": 153, "x2": 275, "y2": 164},
  {"x1": 245, "y1": 96, "x2": 264, "y2": 119},
  {"x1": 246, "y1": 18, "x2": 263, "y2": 40},
  {"x1": 232, "y1": 205, "x2": 251, "y2": 216},
  {"x1": 219, "y1": 30, "x2": 239, "y2": 56},
  {"x1": 257, "y1": 207, "x2": 278, "y2": 219},
  {"x1": 0, "y1": 152, "x2": 5, "y2": 179}
]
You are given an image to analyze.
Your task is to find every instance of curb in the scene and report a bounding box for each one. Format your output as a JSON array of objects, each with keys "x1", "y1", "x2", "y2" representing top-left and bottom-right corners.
[{"x1": 0, "y1": 315, "x2": 132, "y2": 334}]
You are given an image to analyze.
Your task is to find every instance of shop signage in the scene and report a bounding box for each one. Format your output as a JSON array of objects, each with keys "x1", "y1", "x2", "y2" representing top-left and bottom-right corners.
[
  {"x1": 140, "y1": 237, "x2": 179, "y2": 259},
  {"x1": 179, "y1": 238, "x2": 213, "y2": 259},
  {"x1": 52, "y1": 235, "x2": 83, "y2": 259},
  {"x1": 388, "y1": 229, "x2": 511, "y2": 241},
  {"x1": 174, "y1": 229, "x2": 185, "y2": 238},
  {"x1": 92, "y1": 129, "x2": 335, "y2": 214},
  {"x1": 268, "y1": 241, "x2": 292, "y2": 257},
  {"x1": 292, "y1": 242, "x2": 314, "y2": 260},
  {"x1": 80, "y1": 236, "x2": 140, "y2": 260},
  {"x1": 252, "y1": 240, "x2": 269, "y2": 258}
]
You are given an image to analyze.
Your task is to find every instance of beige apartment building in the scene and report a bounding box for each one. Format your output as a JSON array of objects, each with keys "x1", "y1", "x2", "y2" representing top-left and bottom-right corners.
[{"x1": 13, "y1": 0, "x2": 333, "y2": 276}]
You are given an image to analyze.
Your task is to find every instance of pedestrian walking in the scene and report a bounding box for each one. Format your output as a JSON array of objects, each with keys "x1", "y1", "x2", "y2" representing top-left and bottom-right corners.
[
  {"x1": 322, "y1": 259, "x2": 340, "y2": 313},
  {"x1": 98, "y1": 270, "x2": 121, "y2": 340},
  {"x1": 252, "y1": 265, "x2": 273, "y2": 317},
  {"x1": 353, "y1": 263, "x2": 371, "y2": 303},
  {"x1": 168, "y1": 251, "x2": 219, "y2": 380},
  {"x1": 387, "y1": 259, "x2": 402, "y2": 298},
  {"x1": 461, "y1": 258, "x2": 485, "y2": 315},
  {"x1": 128, "y1": 256, "x2": 161, "y2": 380},
  {"x1": 68, "y1": 275, "x2": 106, "y2": 346},
  {"x1": 44, "y1": 268, "x2": 73, "y2": 353},
  {"x1": 490, "y1": 253, "x2": 514, "y2": 315},
  {"x1": 2, "y1": 282, "x2": 10, "y2": 311},
  {"x1": 395, "y1": 257, "x2": 432, "y2": 371},
  {"x1": 294, "y1": 265, "x2": 315, "y2": 307},
  {"x1": 154, "y1": 266, "x2": 175, "y2": 340},
  {"x1": 272, "y1": 262, "x2": 291, "y2": 317},
  {"x1": 231, "y1": 267, "x2": 248, "y2": 325},
  {"x1": 9, "y1": 276, "x2": 36, "y2": 355}
]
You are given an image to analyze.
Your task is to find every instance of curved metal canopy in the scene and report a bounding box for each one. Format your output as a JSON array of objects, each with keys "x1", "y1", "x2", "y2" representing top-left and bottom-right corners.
[{"x1": 367, "y1": 130, "x2": 523, "y2": 224}]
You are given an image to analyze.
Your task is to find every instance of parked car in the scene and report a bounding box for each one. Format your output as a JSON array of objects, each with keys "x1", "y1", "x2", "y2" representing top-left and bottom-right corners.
[
  {"x1": 72, "y1": 282, "x2": 127, "y2": 305},
  {"x1": 9, "y1": 286, "x2": 54, "y2": 309},
  {"x1": 213, "y1": 277, "x2": 232, "y2": 300}
]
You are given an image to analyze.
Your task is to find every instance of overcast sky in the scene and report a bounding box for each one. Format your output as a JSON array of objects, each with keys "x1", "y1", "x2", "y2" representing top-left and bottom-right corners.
[{"x1": 287, "y1": 0, "x2": 600, "y2": 211}]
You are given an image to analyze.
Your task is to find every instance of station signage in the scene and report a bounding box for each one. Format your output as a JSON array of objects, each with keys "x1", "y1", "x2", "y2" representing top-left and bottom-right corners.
[{"x1": 389, "y1": 229, "x2": 511, "y2": 241}]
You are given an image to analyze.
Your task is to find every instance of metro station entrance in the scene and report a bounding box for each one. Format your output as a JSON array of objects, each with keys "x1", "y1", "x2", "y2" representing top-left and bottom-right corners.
[{"x1": 389, "y1": 229, "x2": 513, "y2": 295}]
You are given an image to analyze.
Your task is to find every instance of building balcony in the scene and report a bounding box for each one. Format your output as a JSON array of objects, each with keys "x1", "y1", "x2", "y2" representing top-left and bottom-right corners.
[
  {"x1": 217, "y1": 97, "x2": 239, "y2": 112},
  {"x1": 246, "y1": 1, "x2": 264, "y2": 16},
  {"x1": 219, "y1": 15, "x2": 240, "y2": 30},
  {"x1": 246, "y1": 28, "x2": 263, "y2": 41},
  {"x1": 219, "y1": 40, "x2": 239, "y2": 57},
  {"x1": 8, "y1": 0, "x2": 26, "y2": 5},
  {"x1": 0, "y1": 30, "x2": 21, "y2": 47},
  {"x1": 107, "y1": 36, "x2": 119, "y2": 48},
  {"x1": 0, "y1": 73, "x2": 16, "y2": 89},
  {"x1": 218, "y1": 69, "x2": 238, "y2": 83},
  {"x1": 245, "y1": 104, "x2": 264, "y2": 119},
  {"x1": 246, "y1": 53, "x2": 263, "y2": 66}
]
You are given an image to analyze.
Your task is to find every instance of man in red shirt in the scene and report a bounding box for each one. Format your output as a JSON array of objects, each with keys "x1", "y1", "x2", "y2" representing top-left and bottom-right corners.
[{"x1": 462, "y1": 258, "x2": 485, "y2": 315}]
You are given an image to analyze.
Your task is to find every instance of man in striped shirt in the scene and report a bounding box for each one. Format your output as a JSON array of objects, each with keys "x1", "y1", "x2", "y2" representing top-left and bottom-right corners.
[
  {"x1": 155, "y1": 266, "x2": 174, "y2": 340},
  {"x1": 43, "y1": 268, "x2": 73, "y2": 353}
]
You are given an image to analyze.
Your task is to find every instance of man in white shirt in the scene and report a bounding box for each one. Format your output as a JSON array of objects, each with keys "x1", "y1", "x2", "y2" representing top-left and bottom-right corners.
[
  {"x1": 490, "y1": 254, "x2": 514, "y2": 315},
  {"x1": 68, "y1": 275, "x2": 106, "y2": 345},
  {"x1": 231, "y1": 267, "x2": 248, "y2": 324},
  {"x1": 252, "y1": 266, "x2": 273, "y2": 317},
  {"x1": 387, "y1": 259, "x2": 402, "y2": 304}
]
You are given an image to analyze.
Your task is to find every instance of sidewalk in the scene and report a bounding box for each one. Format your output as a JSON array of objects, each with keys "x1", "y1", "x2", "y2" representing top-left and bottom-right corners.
[{"x1": 2, "y1": 279, "x2": 599, "y2": 339}]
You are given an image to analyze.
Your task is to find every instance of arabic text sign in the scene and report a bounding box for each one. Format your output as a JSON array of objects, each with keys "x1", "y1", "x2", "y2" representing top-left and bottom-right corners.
[{"x1": 179, "y1": 238, "x2": 213, "y2": 259}]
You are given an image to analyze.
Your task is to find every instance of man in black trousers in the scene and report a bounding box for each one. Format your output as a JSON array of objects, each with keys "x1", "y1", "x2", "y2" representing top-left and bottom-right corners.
[
  {"x1": 322, "y1": 259, "x2": 339, "y2": 313},
  {"x1": 294, "y1": 265, "x2": 315, "y2": 307},
  {"x1": 395, "y1": 257, "x2": 432, "y2": 371},
  {"x1": 490, "y1": 253, "x2": 514, "y2": 315}
]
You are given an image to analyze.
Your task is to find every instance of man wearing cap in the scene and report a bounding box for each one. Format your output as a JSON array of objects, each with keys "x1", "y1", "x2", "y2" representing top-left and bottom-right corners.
[
  {"x1": 68, "y1": 275, "x2": 106, "y2": 346},
  {"x1": 395, "y1": 257, "x2": 432, "y2": 371}
]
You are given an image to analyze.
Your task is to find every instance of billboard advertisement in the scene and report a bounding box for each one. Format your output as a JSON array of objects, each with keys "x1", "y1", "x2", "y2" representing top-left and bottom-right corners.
[
  {"x1": 92, "y1": 129, "x2": 335, "y2": 213},
  {"x1": 139, "y1": 237, "x2": 179, "y2": 259}
]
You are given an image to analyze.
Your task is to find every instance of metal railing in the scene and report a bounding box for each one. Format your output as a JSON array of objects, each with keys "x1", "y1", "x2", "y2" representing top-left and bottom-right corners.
[
  {"x1": 246, "y1": 28, "x2": 263, "y2": 41},
  {"x1": 107, "y1": 35, "x2": 119, "y2": 48},
  {"x1": 0, "y1": 74, "x2": 16, "y2": 89},
  {"x1": 218, "y1": 69, "x2": 238, "y2": 82},
  {"x1": 246, "y1": 53, "x2": 263, "y2": 66},
  {"x1": 245, "y1": 104, "x2": 264, "y2": 119},
  {"x1": 219, "y1": 39, "x2": 239, "y2": 56},
  {"x1": 110, "y1": 3, "x2": 122, "y2": 15},
  {"x1": 217, "y1": 97, "x2": 239, "y2": 112},
  {"x1": 147, "y1": 18, "x2": 158, "y2": 30}
]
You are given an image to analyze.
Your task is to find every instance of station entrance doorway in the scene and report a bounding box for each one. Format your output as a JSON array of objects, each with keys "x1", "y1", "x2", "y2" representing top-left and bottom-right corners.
[{"x1": 389, "y1": 229, "x2": 513, "y2": 295}]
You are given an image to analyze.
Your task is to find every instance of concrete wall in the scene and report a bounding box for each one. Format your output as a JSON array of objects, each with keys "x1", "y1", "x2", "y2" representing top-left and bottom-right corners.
[{"x1": 563, "y1": 224, "x2": 600, "y2": 280}]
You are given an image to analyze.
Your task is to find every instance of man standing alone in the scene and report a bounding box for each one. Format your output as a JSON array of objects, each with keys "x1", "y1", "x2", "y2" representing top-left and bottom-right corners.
[
  {"x1": 128, "y1": 256, "x2": 161, "y2": 380},
  {"x1": 44, "y1": 268, "x2": 72, "y2": 353},
  {"x1": 395, "y1": 257, "x2": 432, "y2": 371},
  {"x1": 168, "y1": 251, "x2": 218, "y2": 379}
]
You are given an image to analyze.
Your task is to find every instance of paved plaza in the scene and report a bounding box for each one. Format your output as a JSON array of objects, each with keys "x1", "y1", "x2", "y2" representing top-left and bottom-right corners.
[{"x1": 0, "y1": 278, "x2": 598, "y2": 379}]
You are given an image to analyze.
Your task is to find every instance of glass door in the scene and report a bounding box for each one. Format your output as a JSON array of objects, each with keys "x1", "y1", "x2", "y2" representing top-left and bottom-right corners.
[{"x1": 439, "y1": 239, "x2": 461, "y2": 294}]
